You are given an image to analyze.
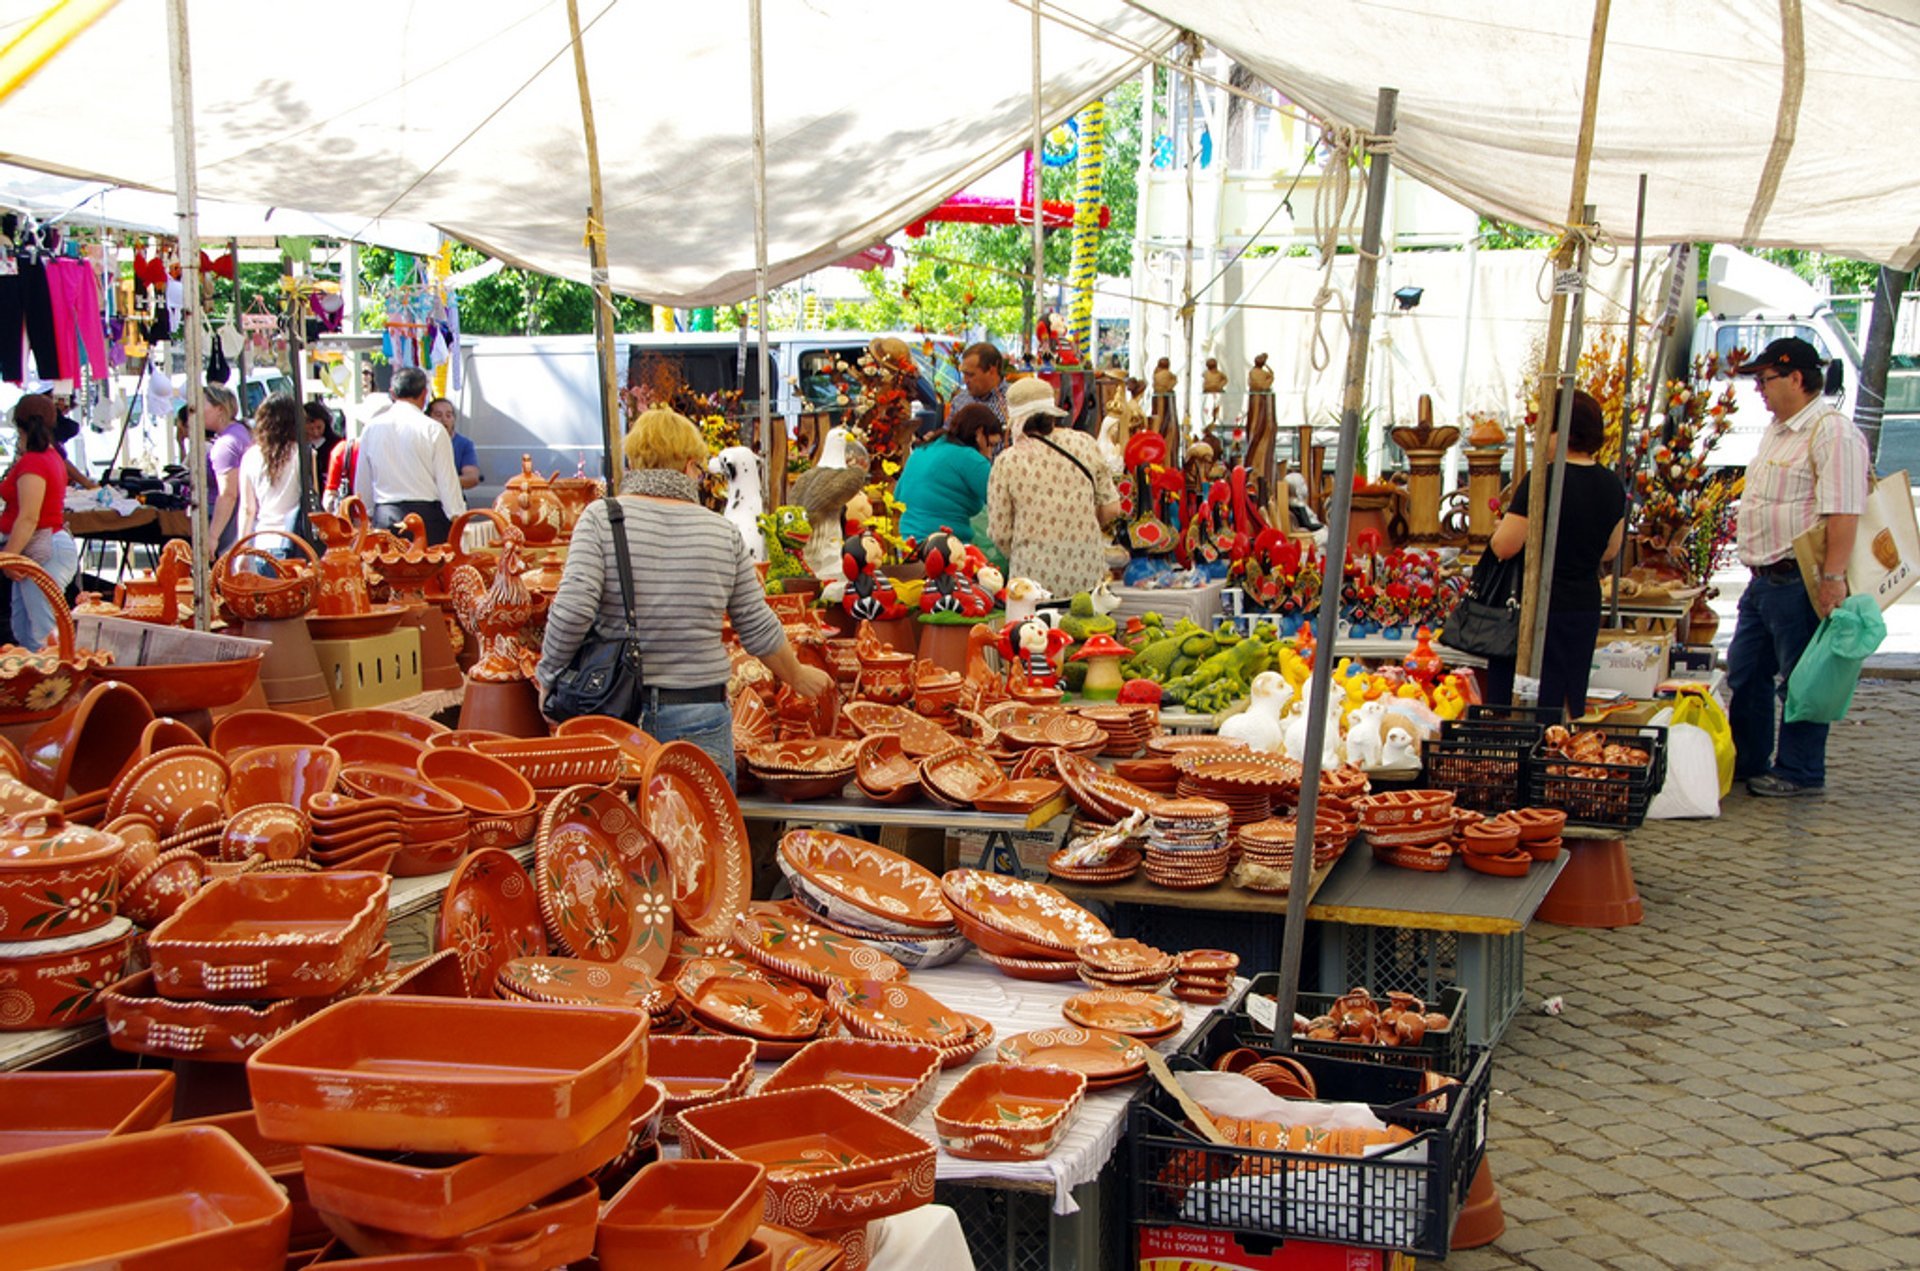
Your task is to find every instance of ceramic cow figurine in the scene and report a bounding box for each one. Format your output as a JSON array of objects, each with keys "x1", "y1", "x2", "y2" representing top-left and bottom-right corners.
[{"x1": 708, "y1": 445, "x2": 767, "y2": 563}]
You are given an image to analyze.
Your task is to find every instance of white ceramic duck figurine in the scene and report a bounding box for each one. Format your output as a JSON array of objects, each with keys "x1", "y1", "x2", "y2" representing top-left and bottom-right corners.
[
  {"x1": 1380, "y1": 726, "x2": 1419, "y2": 768},
  {"x1": 1345, "y1": 698, "x2": 1389, "y2": 769},
  {"x1": 1220, "y1": 671, "x2": 1290, "y2": 754}
]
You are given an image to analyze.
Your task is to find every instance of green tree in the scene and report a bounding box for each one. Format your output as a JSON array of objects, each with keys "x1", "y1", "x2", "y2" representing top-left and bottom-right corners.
[{"x1": 356, "y1": 244, "x2": 655, "y2": 338}]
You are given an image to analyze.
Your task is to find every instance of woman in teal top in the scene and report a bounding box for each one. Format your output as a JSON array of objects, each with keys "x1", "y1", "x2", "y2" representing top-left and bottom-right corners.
[{"x1": 896, "y1": 403, "x2": 1003, "y2": 546}]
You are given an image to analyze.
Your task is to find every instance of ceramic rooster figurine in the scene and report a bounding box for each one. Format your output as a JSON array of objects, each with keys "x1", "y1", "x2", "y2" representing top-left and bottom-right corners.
[
  {"x1": 998, "y1": 616, "x2": 1073, "y2": 691},
  {"x1": 116, "y1": 539, "x2": 193, "y2": 626},
  {"x1": 918, "y1": 529, "x2": 996, "y2": 618},
  {"x1": 448, "y1": 525, "x2": 538, "y2": 682},
  {"x1": 840, "y1": 530, "x2": 905, "y2": 622}
]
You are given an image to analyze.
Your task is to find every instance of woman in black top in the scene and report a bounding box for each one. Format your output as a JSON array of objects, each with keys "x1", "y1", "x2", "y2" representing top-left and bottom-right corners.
[{"x1": 1481, "y1": 390, "x2": 1627, "y2": 718}]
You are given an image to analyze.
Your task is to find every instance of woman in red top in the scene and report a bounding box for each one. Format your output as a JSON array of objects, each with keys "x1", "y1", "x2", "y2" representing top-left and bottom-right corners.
[{"x1": 2, "y1": 396, "x2": 78, "y2": 649}]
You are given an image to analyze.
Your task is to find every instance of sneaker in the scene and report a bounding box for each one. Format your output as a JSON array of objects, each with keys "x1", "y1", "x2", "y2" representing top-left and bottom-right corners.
[{"x1": 1747, "y1": 773, "x2": 1824, "y2": 798}]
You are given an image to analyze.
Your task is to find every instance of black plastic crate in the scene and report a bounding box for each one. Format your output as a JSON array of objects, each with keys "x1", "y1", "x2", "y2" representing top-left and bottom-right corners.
[
  {"x1": 1527, "y1": 725, "x2": 1667, "y2": 829},
  {"x1": 1238, "y1": 973, "x2": 1470, "y2": 1076},
  {"x1": 1421, "y1": 731, "x2": 1529, "y2": 813},
  {"x1": 1463, "y1": 703, "x2": 1563, "y2": 726},
  {"x1": 1130, "y1": 1011, "x2": 1491, "y2": 1260}
]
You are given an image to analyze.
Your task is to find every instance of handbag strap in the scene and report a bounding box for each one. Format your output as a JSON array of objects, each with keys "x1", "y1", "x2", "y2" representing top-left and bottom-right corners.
[
  {"x1": 1035, "y1": 433, "x2": 1098, "y2": 490},
  {"x1": 603, "y1": 496, "x2": 638, "y2": 632}
]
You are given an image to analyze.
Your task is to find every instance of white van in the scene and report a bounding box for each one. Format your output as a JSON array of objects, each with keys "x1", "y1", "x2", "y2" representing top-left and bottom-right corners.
[{"x1": 454, "y1": 331, "x2": 962, "y2": 504}]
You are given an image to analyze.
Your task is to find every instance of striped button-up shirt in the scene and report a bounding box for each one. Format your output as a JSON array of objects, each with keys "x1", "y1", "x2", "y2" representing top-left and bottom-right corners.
[
  {"x1": 1735, "y1": 397, "x2": 1872, "y2": 567},
  {"x1": 949, "y1": 382, "x2": 1009, "y2": 426}
]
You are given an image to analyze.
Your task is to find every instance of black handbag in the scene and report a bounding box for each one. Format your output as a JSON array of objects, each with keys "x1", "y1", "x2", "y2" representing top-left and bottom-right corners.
[
  {"x1": 543, "y1": 497, "x2": 646, "y2": 722},
  {"x1": 1440, "y1": 551, "x2": 1523, "y2": 658}
]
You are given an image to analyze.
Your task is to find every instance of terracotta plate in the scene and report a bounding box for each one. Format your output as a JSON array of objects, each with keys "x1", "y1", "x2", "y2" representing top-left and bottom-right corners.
[
  {"x1": 920, "y1": 747, "x2": 1007, "y2": 806},
  {"x1": 828, "y1": 978, "x2": 975, "y2": 1049},
  {"x1": 996, "y1": 1026, "x2": 1150, "y2": 1081},
  {"x1": 940, "y1": 868, "x2": 1111, "y2": 955},
  {"x1": 777, "y1": 829, "x2": 952, "y2": 932},
  {"x1": 542, "y1": 785, "x2": 672, "y2": 975},
  {"x1": 973, "y1": 777, "x2": 1064, "y2": 814},
  {"x1": 1061, "y1": 989, "x2": 1183, "y2": 1038},
  {"x1": 842, "y1": 701, "x2": 955, "y2": 759},
  {"x1": 732, "y1": 911, "x2": 907, "y2": 991},
  {"x1": 642, "y1": 742, "x2": 749, "y2": 942},
  {"x1": 684, "y1": 971, "x2": 827, "y2": 1042},
  {"x1": 535, "y1": 809, "x2": 631, "y2": 962},
  {"x1": 1051, "y1": 749, "x2": 1158, "y2": 821},
  {"x1": 436, "y1": 847, "x2": 547, "y2": 997},
  {"x1": 495, "y1": 955, "x2": 672, "y2": 1014}
]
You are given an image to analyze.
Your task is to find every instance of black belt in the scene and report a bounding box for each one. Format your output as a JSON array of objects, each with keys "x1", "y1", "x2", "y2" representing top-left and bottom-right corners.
[
  {"x1": 642, "y1": 684, "x2": 726, "y2": 705},
  {"x1": 1753, "y1": 558, "x2": 1800, "y2": 579}
]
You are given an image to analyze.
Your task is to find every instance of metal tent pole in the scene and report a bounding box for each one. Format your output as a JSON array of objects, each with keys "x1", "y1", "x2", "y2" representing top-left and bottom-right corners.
[
  {"x1": 1272, "y1": 87, "x2": 1397, "y2": 1043},
  {"x1": 1611, "y1": 175, "x2": 1647, "y2": 627},
  {"x1": 565, "y1": 0, "x2": 622, "y2": 484},
  {"x1": 1518, "y1": 0, "x2": 1611, "y2": 675},
  {"x1": 166, "y1": 0, "x2": 209, "y2": 631},
  {"x1": 750, "y1": 0, "x2": 773, "y2": 491},
  {"x1": 1029, "y1": 0, "x2": 1045, "y2": 361}
]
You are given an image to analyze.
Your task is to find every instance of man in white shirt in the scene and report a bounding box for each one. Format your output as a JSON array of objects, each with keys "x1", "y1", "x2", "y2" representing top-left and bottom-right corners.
[
  {"x1": 351, "y1": 366, "x2": 465, "y2": 542},
  {"x1": 1727, "y1": 337, "x2": 1872, "y2": 798}
]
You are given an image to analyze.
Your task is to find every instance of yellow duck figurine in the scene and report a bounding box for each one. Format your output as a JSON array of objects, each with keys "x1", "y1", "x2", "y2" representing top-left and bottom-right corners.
[
  {"x1": 1432, "y1": 675, "x2": 1468, "y2": 721},
  {"x1": 1277, "y1": 643, "x2": 1313, "y2": 695}
]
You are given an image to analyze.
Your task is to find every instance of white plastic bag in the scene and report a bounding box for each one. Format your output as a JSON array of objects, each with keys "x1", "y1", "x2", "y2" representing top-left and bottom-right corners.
[{"x1": 1647, "y1": 720, "x2": 1721, "y2": 819}]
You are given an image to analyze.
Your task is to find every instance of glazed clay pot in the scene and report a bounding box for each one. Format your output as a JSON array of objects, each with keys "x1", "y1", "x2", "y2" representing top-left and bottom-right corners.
[
  {"x1": 494, "y1": 456, "x2": 565, "y2": 547},
  {"x1": 0, "y1": 811, "x2": 127, "y2": 941},
  {"x1": 0, "y1": 915, "x2": 135, "y2": 1031},
  {"x1": 308, "y1": 499, "x2": 373, "y2": 618},
  {"x1": 22, "y1": 681, "x2": 156, "y2": 799}
]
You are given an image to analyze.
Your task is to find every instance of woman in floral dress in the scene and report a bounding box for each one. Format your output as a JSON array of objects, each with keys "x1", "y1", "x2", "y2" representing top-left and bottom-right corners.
[{"x1": 987, "y1": 379, "x2": 1121, "y2": 598}]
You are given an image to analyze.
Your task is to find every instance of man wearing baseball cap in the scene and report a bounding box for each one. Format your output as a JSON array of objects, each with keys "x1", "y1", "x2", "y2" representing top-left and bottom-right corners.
[{"x1": 1727, "y1": 336, "x2": 1871, "y2": 797}]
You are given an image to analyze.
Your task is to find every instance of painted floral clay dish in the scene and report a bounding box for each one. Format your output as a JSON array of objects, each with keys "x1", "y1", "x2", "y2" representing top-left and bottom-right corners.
[
  {"x1": 760, "y1": 1038, "x2": 944, "y2": 1124},
  {"x1": 540, "y1": 784, "x2": 673, "y2": 974},
  {"x1": 919, "y1": 747, "x2": 1005, "y2": 807},
  {"x1": 1061, "y1": 988, "x2": 1183, "y2": 1039},
  {"x1": 776, "y1": 830, "x2": 952, "y2": 932},
  {"x1": 247, "y1": 997, "x2": 651, "y2": 1155},
  {"x1": 641, "y1": 742, "x2": 749, "y2": 942},
  {"x1": 996, "y1": 1026, "x2": 1150, "y2": 1084},
  {"x1": 683, "y1": 968, "x2": 826, "y2": 1042},
  {"x1": 940, "y1": 869, "x2": 1111, "y2": 956},
  {"x1": 842, "y1": 701, "x2": 955, "y2": 759},
  {"x1": 731, "y1": 911, "x2": 906, "y2": 992},
  {"x1": 535, "y1": 803, "x2": 631, "y2": 963},
  {"x1": 436, "y1": 848, "x2": 548, "y2": 997},
  {"x1": 675, "y1": 1086, "x2": 937, "y2": 1227},
  {"x1": 933, "y1": 1062, "x2": 1087, "y2": 1161},
  {"x1": 495, "y1": 956, "x2": 674, "y2": 1017},
  {"x1": 107, "y1": 746, "x2": 230, "y2": 836},
  {"x1": 827, "y1": 979, "x2": 974, "y2": 1050},
  {"x1": 98, "y1": 966, "x2": 348, "y2": 1062}
]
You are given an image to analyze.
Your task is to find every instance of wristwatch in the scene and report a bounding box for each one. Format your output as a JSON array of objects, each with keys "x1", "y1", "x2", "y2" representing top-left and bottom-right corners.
[{"x1": 1820, "y1": 572, "x2": 1848, "y2": 583}]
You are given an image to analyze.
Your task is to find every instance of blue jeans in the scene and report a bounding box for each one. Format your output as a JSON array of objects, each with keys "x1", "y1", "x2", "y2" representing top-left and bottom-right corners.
[
  {"x1": 11, "y1": 531, "x2": 77, "y2": 649},
  {"x1": 1727, "y1": 571, "x2": 1827, "y2": 786},
  {"x1": 637, "y1": 694, "x2": 735, "y2": 790}
]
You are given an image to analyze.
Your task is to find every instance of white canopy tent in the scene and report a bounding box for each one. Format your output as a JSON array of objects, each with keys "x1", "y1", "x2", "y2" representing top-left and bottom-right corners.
[{"x1": 1, "y1": 0, "x2": 1914, "y2": 308}]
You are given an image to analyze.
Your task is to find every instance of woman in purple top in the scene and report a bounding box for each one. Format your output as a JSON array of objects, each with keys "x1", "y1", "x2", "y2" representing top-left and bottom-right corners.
[{"x1": 201, "y1": 383, "x2": 251, "y2": 556}]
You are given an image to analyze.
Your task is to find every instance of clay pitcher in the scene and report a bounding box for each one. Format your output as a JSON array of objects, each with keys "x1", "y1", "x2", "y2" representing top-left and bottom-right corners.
[{"x1": 308, "y1": 497, "x2": 372, "y2": 617}]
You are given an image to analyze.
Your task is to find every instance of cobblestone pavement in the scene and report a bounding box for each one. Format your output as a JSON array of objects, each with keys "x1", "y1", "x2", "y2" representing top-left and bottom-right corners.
[{"x1": 1428, "y1": 678, "x2": 1920, "y2": 1270}]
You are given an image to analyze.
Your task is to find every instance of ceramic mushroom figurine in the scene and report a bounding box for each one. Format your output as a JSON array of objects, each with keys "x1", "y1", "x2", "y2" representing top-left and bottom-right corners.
[{"x1": 1070, "y1": 633, "x2": 1132, "y2": 701}]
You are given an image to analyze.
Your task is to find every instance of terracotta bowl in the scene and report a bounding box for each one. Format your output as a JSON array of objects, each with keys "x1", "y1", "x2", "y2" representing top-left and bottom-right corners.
[
  {"x1": 113, "y1": 718, "x2": 209, "y2": 793},
  {"x1": 598, "y1": 1159, "x2": 767, "y2": 1271},
  {"x1": 416, "y1": 749, "x2": 537, "y2": 816},
  {"x1": 221, "y1": 803, "x2": 312, "y2": 864},
  {"x1": 98, "y1": 967, "x2": 343, "y2": 1062},
  {"x1": 22, "y1": 681, "x2": 156, "y2": 799},
  {"x1": 0, "y1": 916, "x2": 134, "y2": 1030},
  {"x1": 337, "y1": 767, "x2": 465, "y2": 816},
  {"x1": 390, "y1": 834, "x2": 473, "y2": 877},
  {"x1": 316, "y1": 1175, "x2": 598, "y2": 1266},
  {"x1": 100, "y1": 656, "x2": 264, "y2": 714},
  {"x1": 226, "y1": 745, "x2": 343, "y2": 816},
  {"x1": 208, "y1": 709, "x2": 330, "y2": 759},
  {"x1": 0, "y1": 812, "x2": 128, "y2": 941},
  {"x1": 310, "y1": 832, "x2": 405, "y2": 862},
  {"x1": 314, "y1": 708, "x2": 450, "y2": 744},
  {"x1": 327, "y1": 730, "x2": 428, "y2": 772},
  {"x1": 118, "y1": 847, "x2": 210, "y2": 926},
  {"x1": 554, "y1": 716, "x2": 660, "y2": 771},
  {"x1": 0, "y1": 1069, "x2": 176, "y2": 1158},
  {"x1": 467, "y1": 810, "x2": 533, "y2": 850},
  {"x1": 1458, "y1": 821, "x2": 1522, "y2": 858}
]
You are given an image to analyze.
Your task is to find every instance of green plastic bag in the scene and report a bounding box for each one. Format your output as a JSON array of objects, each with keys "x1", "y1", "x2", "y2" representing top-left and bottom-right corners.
[
  {"x1": 1671, "y1": 686, "x2": 1735, "y2": 797},
  {"x1": 1785, "y1": 595, "x2": 1887, "y2": 724}
]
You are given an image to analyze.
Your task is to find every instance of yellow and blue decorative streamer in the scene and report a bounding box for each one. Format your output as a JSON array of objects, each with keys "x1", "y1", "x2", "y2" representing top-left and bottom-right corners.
[{"x1": 1067, "y1": 102, "x2": 1105, "y2": 364}]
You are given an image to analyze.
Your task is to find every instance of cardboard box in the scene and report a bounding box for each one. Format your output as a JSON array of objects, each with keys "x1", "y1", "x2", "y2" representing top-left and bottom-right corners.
[
  {"x1": 1138, "y1": 1227, "x2": 1413, "y2": 1271},
  {"x1": 310, "y1": 628, "x2": 422, "y2": 709},
  {"x1": 1588, "y1": 628, "x2": 1671, "y2": 699}
]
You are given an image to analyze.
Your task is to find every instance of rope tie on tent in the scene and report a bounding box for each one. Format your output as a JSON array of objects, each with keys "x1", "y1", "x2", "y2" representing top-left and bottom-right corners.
[
  {"x1": 1533, "y1": 218, "x2": 1619, "y2": 305},
  {"x1": 1306, "y1": 123, "x2": 1392, "y2": 372},
  {"x1": 583, "y1": 213, "x2": 606, "y2": 251}
]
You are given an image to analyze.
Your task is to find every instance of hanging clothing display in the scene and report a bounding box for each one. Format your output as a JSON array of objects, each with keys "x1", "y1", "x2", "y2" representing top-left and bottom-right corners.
[{"x1": 0, "y1": 216, "x2": 109, "y2": 385}]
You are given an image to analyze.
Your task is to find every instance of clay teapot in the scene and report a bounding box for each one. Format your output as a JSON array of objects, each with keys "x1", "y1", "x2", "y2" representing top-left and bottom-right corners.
[
  {"x1": 308, "y1": 497, "x2": 372, "y2": 617},
  {"x1": 852, "y1": 621, "x2": 914, "y2": 706},
  {"x1": 493, "y1": 455, "x2": 564, "y2": 547},
  {"x1": 548, "y1": 473, "x2": 605, "y2": 540}
]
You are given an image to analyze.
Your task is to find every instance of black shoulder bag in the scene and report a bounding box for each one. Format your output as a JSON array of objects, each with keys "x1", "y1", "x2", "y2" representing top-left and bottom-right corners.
[
  {"x1": 1440, "y1": 550, "x2": 1523, "y2": 659},
  {"x1": 1035, "y1": 433, "x2": 1098, "y2": 489},
  {"x1": 543, "y1": 497, "x2": 647, "y2": 722}
]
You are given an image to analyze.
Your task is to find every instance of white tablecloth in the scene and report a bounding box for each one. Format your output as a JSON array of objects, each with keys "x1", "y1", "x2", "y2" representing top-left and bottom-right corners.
[
  {"x1": 743, "y1": 953, "x2": 1226, "y2": 1215},
  {"x1": 869, "y1": 1204, "x2": 975, "y2": 1271}
]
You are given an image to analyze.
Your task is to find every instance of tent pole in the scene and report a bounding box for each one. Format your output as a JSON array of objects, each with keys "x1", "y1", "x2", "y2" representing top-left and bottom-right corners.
[
  {"x1": 1525, "y1": 204, "x2": 1595, "y2": 701},
  {"x1": 1611, "y1": 175, "x2": 1647, "y2": 627},
  {"x1": 1517, "y1": 0, "x2": 1610, "y2": 677},
  {"x1": 1178, "y1": 33, "x2": 1197, "y2": 462},
  {"x1": 1272, "y1": 87, "x2": 1397, "y2": 1045},
  {"x1": 284, "y1": 248, "x2": 315, "y2": 547},
  {"x1": 1029, "y1": 0, "x2": 1045, "y2": 362},
  {"x1": 749, "y1": 0, "x2": 773, "y2": 496},
  {"x1": 166, "y1": 0, "x2": 208, "y2": 631},
  {"x1": 565, "y1": 0, "x2": 621, "y2": 485}
]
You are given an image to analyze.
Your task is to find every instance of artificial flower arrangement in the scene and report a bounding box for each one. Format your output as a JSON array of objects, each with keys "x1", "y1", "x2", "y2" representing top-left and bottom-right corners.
[{"x1": 1625, "y1": 353, "x2": 1738, "y2": 572}]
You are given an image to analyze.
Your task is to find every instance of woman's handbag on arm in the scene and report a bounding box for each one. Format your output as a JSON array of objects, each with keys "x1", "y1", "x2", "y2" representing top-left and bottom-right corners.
[
  {"x1": 543, "y1": 498, "x2": 646, "y2": 722},
  {"x1": 1440, "y1": 550, "x2": 1523, "y2": 658}
]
